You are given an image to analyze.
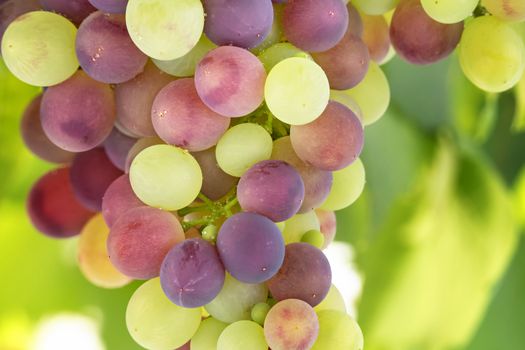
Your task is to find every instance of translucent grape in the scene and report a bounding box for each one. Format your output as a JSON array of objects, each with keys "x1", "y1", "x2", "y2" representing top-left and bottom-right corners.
[
  {"x1": 215, "y1": 123, "x2": 273, "y2": 177},
  {"x1": 320, "y1": 158, "x2": 366, "y2": 211},
  {"x1": 191, "y1": 317, "x2": 228, "y2": 350},
  {"x1": 361, "y1": 14, "x2": 391, "y2": 63},
  {"x1": 346, "y1": 2, "x2": 364, "y2": 36},
  {"x1": 78, "y1": 214, "x2": 131, "y2": 288},
  {"x1": 103, "y1": 128, "x2": 136, "y2": 171},
  {"x1": 329, "y1": 90, "x2": 363, "y2": 120},
  {"x1": 421, "y1": 0, "x2": 478, "y2": 24},
  {"x1": 108, "y1": 206, "x2": 185, "y2": 279},
  {"x1": 251, "y1": 302, "x2": 271, "y2": 326},
  {"x1": 301, "y1": 230, "x2": 325, "y2": 249},
  {"x1": 482, "y1": 0, "x2": 525, "y2": 22},
  {"x1": 101, "y1": 174, "x2": 144, "y2": 228},
  {"x1": 192, "y1": 147, "x2": 238, "y2": 201},
  {"x1": 40, "y1": 0, "x2": 96, "y2": 26},
  {"x1": 264, "y1": 299, "x2": 319, "y2": 350},
  {"x1": 126, "y1": 0, "x2": 204, "y2": 60},
  {"x1": 124, "y1": 137, "x2": 164, "y2": 173},
  {"x1": 353, "y1": 0, "x2": 399, "y2": 15},
  {"x1": 314, "y1": 284, "x2": 346, "y2": 313},
  {"x1": 459, "y1": 16, "x2": 525, "y2": 93},
  {"x1": 257, "y1": 42, "x2": 311, "y2": 73},
  {"x1": 315, "y1": 209, "x2": 337, "y2": 249},
  {"x1": 282, "y1": 211, "x2": 321, "y2": 244},
  {"x1": 311, "y1": 310, "x2": 363, "y2": 350},
  {"x1": 129, "y1": 145, "x2": 202, "y2": 211},
  {"x1": 265, "y1": 57, "x2": 330, "y2": 125},
  {"x1": 217, "y1": 320, "x2": 267, "y2": 350},
  {"x1": 0, "y1": 0, "x2": 40, "y2": 43},
  {"x1": 126, "y1": 278, "x2": 201, "y2": 350},
  {"x1": 88, "y1": 0, "x2": 127, "y2": 14}
]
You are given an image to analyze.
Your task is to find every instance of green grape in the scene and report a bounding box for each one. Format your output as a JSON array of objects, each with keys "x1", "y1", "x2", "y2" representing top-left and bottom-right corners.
[
  {"x1": 202, "y1": 224, "x2": 218, "y2": 243},
  {"x1": 251, "y1": 4, "x2": 284, "y2": 55},
  {"x1": 153, "y1": 35, "x2": 216, "y2": 77},
  {"x1": 353, "y1": 0, "x2": 400, "y2": 15},
  {"x1": 282, "y1": 211, "x2": 320, "y2": 244},
  {"x1": 275, "y1": 221, "x2": 286, "y2": 232},
  {"x1": 191, "y1": 317, "x2": 228, "y2": 350},
  {"x1": 421, "y1": 0, "x2": 478, "y2": 24},
  {"x1": 265, "y1": 57, "x2": 330, "y2": 125},
  {"x1": 215, "y1": 123, "x2": 273, "y2": 177},
  {"x1": 314, "y1": 285, "x2": 347, "y2": 313},
  {"x1": 344, "y1": 62, "x2": 390, "y2": 126},
  {"x1": 126, "y1": 278, "x2": 202, "y2": 350},
  {"x1": 217, "y1": 321, "x2": 268, "y2": 350},
  {"x1": 482, "y1": 0, "x2": 525, "y2": 22},
  {"x1": 1, "y1": 11, "x2": 78, "y2": 87},
  {"x1": 257, "y1": 42, "x2": 311, "y2": 73},
  {"x1": 459, "y1": 16, "x2": 525, "y2": 93},
  {"x1": 329, "y1": 90, "x2": 363, "y2": 120},
  {"x1": 301, "y1": 229, "x2": 325, "y2": 249},
  {"x1": 320, "y1": 158, "x2": 365, "y2": 211},
  {"x1": 126, "y1": 0, "x2": 204, "y2": 60},
  {"x1": 251, "y1": 302, "x2": 271, "y2": 326},
  {"x1": 205, "y1": 274, "x2": 268, "y2": 323},
  {"x1": 130, "y1": 144, "x2": 202, "y2": 211},
  {"x1": 311, "y1": 310, "x2": 363, "y2": 350}
]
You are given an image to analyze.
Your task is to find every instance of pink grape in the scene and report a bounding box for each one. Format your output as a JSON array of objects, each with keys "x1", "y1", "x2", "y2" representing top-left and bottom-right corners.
[
  {"x1": 192, "y1": 147, "x2": 238, "y2": 201},
  {"x1": 103, "y1": 128, "x2": 137, "y2": 171},
  {"x1": 101, "y1": 174, "x2": 144, "y2": 228},
  {"x1": 40, "y1": 0, "x2": 96, "y2": 26}
]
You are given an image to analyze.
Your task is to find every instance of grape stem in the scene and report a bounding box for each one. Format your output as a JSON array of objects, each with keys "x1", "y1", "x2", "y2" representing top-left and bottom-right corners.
[{"x1": 179, "y1": 189, "x2": 238, "y2": 231}]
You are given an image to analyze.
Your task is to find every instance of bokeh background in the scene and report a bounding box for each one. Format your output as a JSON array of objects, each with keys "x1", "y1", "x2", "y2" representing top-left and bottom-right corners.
[{"x1": 1, "y1": 51, "x2": 525, "y2": 350}]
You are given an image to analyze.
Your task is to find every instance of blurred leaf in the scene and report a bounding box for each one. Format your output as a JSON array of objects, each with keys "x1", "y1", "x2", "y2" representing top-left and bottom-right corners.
[{"x1": 512, "y1": 73, "x2": 525, "y2": 131}]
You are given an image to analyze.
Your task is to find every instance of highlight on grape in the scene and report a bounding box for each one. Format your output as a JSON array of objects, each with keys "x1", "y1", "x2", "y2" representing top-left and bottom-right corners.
[{"x1": 1, "y1": 0, "x2": 524, "y2": 349}]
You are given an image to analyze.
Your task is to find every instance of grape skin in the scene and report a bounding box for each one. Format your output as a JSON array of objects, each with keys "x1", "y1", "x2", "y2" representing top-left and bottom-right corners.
[
  {"x1": 88, "y1": 0, "x2": 127, "y2": 14},
  {"x1": 40, "y1": 0, "x2": 96, "y2": 26},
  {"x1": 315, "y1": 209, "x2": 337, "y2": 249},
  {"x1": 103, "y1": 128, "x2": 137, "y2": 171},
  {"x1": 0, "y1": 0, "x2": 41, "y2": 43},
  {"x1": 311, "y1": 310, "x2": 364, "y2": 350},
  {"x1": 361, "y1": 14, "x2": 391, "y2": 63},
  {"x1": 217, "y1": 320, "x2": 268, "y2": 350},
  {"x1": 192, "y1": 147, "x2": 238, "y2": 201},
  {"x1": 101, "y1": 174, "x2": 144, "y2": 228},
  {"x1": 191, "y1": 317, "x2": 228, "y2": 350}
]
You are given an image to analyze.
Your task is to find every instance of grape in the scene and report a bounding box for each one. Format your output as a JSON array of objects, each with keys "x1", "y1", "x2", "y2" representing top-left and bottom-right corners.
[
  {"x1": 217, "y1": 320, "x2": 268, "y2": 350},
  {"x1": 301, "y1": 230, "x2": 325, "y2": 249},
  {"x1": 459, "y1": 16, "x2": 525, "y2": 93},
  {"x1": 329, "y1": 90, "x2": 363, "y2": 120},
  {"x1": 311, "y1": 310, "x2": 363, "y2": 350},
  {"x1": 283, "y1": 0, "x2": 349, "y2": 52},
  {"x1": 202, "y1": 0, "x2": 273, "y2": 49},
  {"x1": 177, "y1": 342, "x2": 191, "y2": 350},
  {"x1": 78, "y1": 214, "x2": 131, "y2": 288},
  {"x1": 215, "y1": 123, "x2": 273, "y2": 177},
  {"x1": 192, "y1": 147, "x2": 238, "y2": 201},
  {"x1": 129, "y1": 144, "x2": 202, "y2": 211},
  {"x1": 238, "y1": 160, "x2": 305, "y2": 222},
  {"x1": 311, "y1": 33, "x2": 370, "y2": 90},
  {"x1": 101, "y1": 174, "x2": 143, "y2": 228},
  {"x1": 361, "y1": 14, "x2": 391, "y2": 63},
  {"x1": 421, "y1": 0, "x2": 478, "y2": 24},
  {"x1": 265, "y1": 57, "x2": 330, "y2": 125},
  {"x1": 40, "y1": 0, "x2": 96, "y2": 26},
  {"x1": 76, "y1": 11, "x2": 147, "y2": 84},
  {"x1": 205, "y1": 274, "x2": 268, "y2": 324},
  {"x1": 482, "y1": 0, "x2": 525, "y2": 22},
  {"x1": 257, "y1": 42, "x2": 311, "y2": 73},
  {"x1": 191, "y1": 317, "x2": 228, "y2": 350},
  {"x1": 267, "y1": 242, "x2": 332, "y2": 307},
  {"x1": 217, "y1": 212, "x2": 285, "y2": 283},
  {"x1": 194, "y1": 46, "x2": 266, "y2": 118},
  {"x1": 271, "y1": 136, "x2": 333, "y2": 213},
  {"x1": 124, "y1": 137, "x2": 164, "y2": 173},
  {"x1": 70, "y1": 148, "x2": 123, "y2": 212},
  {"x1": 314, "y1": 284, "x2": 346, "y2": 313},
  {"x1": 126, "y1": 0, "x2": 204, "y2": 60},
  {"x1": 1, "y1": 11, "x2": 78, "y2": 86},
  {"x1": 315, "y1": 209, "x2": 336, "y2": 249},
  {"x1": 20, "y1": 94, "x2": 75, "y2": 164},
  {"x1": 107, "y1": 206, "x2": 185, "y2": 279},
  {"x1": 126, "y1": 278, "x2": 202, "y2": 350},
  {"x1": 320, "y1": 158, "x2": 366, "y2": 211},
  {"x1": 88, "y1": 0, "x2": 127, "y2": 14},
  {"x1": 153, "y1": 35, "x2": 216, "y2": 77},
  {"x1": 343, "y1": 62, "x2": 390, "y2": 125},
  {"x1": 282, "y1": 211, "x2": 320, "y2": 244},
  {"x1": 160, "y1": 238, "x2": 225, "y2": 308},
  {"x1": 290, "y1": 101, "x2": 364, "y2": 171},
  {"x1": 353, "y1": 0, "x2": 399, "y2": 15},
  {"x1": 115, "y1": 60, "x2": 174, "y2": 138},
  {"x1": 0, "y1": 0, "x2": 40, "y2": 43},
  {"x1": 390, "y1": 0, "x2": 464, "y2": 65},
  {"x1": 103, "y1": 128, "x2": 137, "y2": 171},
  {"x1": 251, "y1": 302, "x2": 271, "y2": 326},
  {"x1": 250, "y1": 3, "x2": 284, "y2": 55},
  {"x1": 151, "y1": 79, "x2": 230, "y2": 152},
  {"x1": 27, "y1": 167, "x2": 93, "y2": 238},
  {"x1": 264, "y1": 299, "x2": 319, "y2": 350},
  {"x1": 347, "y1": 2, "x2": 364, "y2": 36},
  {"x1": 40, "y1": 70, "x2": 115, "y2": 152}
]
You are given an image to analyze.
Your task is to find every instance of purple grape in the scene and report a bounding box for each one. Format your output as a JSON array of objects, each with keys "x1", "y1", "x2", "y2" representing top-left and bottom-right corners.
[
  {"x1": 238, "y1": 160, "x2": 304, "y2": 222},
  {"x1": 151, "y1": 79, "x2": 230, "y2": 152},
  {"x1": 390, "y1": 0, "x2": 464, "y2": 65},
  {"x1": 283, "y1": 0, "x2": 349, "y2": 52},
  {"x1": 70, "y1": 147, "x2": 123, "y2": 211},
  {"x1": 27, "y1": 167, "x2": 94, "y2": 238},
  {"x1": 88, "y1": 0, "x2": 127, "y2": 14},
  {"x1": 161, "y1": 238, "x2": 225, "y2": 308},
  {"x1": 40, "y1": 70, "x2": 115, "y2": 152},
  {"x1": 217, "y1": 212, "x2": 285, "y2": 283},
  {"x1": 76, "y1": 11, "x2": 147, "y2": 84},
  {"x1": 192, "y1": 147, "x2": 238, "y2": 201},
  {"x1": 195, "y1": 46, "x2": 266, "y2": 118},
  {"x1": 203, "y1": 0, "x2": 274, "y2": 49},
  {"x1": 267, "y1": 242, "x2": 331, "y2": 307},
  {"x1": 0, "y1": 0, "x2": 40, "y2": 43},
  {"x1": 103, "y1": 127, "x2": 137, "y2": 171},
  {"x1": 20, "y1": 94, "x2": 75, "y2": 164},
  {"x1": 102, "y1": 174, "x2": 143, "y2": 228},
  {"x1": 346, "y1": 2, "x2": 363, "y2": 37},
  {"x1": 40, "y1": 0, "x2": 96, "y2": 26},
  {"x1": 290, "y1": 101, "x2": 364, "y2": 171}
]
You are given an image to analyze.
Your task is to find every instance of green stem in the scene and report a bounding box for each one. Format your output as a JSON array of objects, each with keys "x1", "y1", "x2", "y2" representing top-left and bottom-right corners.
[{"x1": 177, "y1": 205, "x2": 208, "y2": 217}]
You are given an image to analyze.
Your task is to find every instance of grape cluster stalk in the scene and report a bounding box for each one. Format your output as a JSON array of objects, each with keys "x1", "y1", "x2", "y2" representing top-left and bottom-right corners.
[{"x1": 1, "y1": 0, "x2": 524, "y2": 349}]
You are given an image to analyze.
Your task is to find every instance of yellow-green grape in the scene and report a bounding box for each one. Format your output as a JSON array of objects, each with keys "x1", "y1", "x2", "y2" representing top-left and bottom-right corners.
[
  {"x1": 217, "y1": 321, "x2": 268, "y2": 350},
  {"x1": 330, "y1": 90, "x2": 364, "y2": 120},
  {"x1": 191, "y1": 317, "x2": 228, "y2": 350},
  {"x1": 353, "y1": 0, "x2": 400, "y2": 15},
  {"x1": 482, "y1": 0, "x2": 525, "y2": 22},
  {"x1": 320, "y1": 159, "x2": 365, "y2": 211},
  {"x1": 258, "y1": 42, "x2": 311, "y2": 73},
  {"x1": 202, "y1": 224, "x2": 218, "y2": 243},
  {"x1": 314, "y1": 285, "x2": 347, "y2": 313},
  {"x1": 130, "y1": 145, "x2": 202, "y2": 211},
  {"x1": 126, "y1": 0, "x2": 204, "y2": 60},
  {"x1": 78, "y1": 214, "x2": 131, "y2": 289},
  {"x1": 153, "y1": 35, "x2": 216, "y2": 77},
  {"x1": 126, "y1": 278, "x2": 202, "y2": 350},
  {"x1": 344, "y1": 62, "x2": 390, "y2": 126},
  {"x1": 421, "y1": 0, "x2": 478, "y2": 24},
  {"x1": 301, "y1": 229, "x2": 325, "y2": 249},
  {"x1": 251, "y1": 302, "x2": 271, "y2": 326},
  {"x1": 311, "y1": 310, "x2": 364, "y2": 350},
  {"x1": 1, "y1": 11, "x2": 78, "y2": 87},
  {"x1": 459, "y1": 16, "x2": 525, "y2": 93},
  {"x1": 275, "y1": 221, "x2": 286, "y2": 232},
  {"x1": 265, "y1": 57, "x2": 330, "y2": 125},
  {"x1": 251, "y1": 4, "x2": 284, "y2": 55},
  {"x1": 283, "y1": 211, "x2": 320, "y2": 244},
  {"x1": 215, "y1": 123, "x2": 273, "y2": 177}
]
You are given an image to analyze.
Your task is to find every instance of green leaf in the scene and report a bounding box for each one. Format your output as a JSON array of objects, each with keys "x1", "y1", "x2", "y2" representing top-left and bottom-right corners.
[{"x1": 512, "y1": 73, "x2": 525, "y2": 132}]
